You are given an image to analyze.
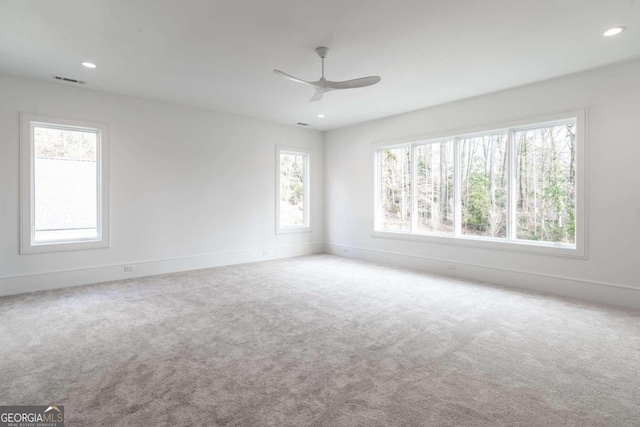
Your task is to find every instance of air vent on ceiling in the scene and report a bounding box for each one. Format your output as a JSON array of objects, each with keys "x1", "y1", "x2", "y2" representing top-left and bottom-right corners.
[
  {"x1": 53, "y1": 75, "x2": 86, "y2": 85},
  {"x1": 297, "y1": 122, "x2": 310, "y2": 126}
]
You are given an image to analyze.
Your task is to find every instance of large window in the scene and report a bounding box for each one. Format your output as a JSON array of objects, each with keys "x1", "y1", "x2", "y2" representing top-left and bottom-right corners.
[
  {"x1": 276, "y1": 146, "x2": 310, "y2": 232},
  {"x1": 374, "y1": 111, "x2": 585, "y2": 256},
  {"x1": 20, "y1": 114, "x2": 109, "y2": 254}
]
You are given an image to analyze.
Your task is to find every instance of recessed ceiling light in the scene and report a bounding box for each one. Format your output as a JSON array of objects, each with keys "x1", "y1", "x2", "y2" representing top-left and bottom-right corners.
[
  {"x1": 82, "y1": 62, "x2": 97, "y2": 69},
  {"x1": 603, "y1": 26, "x2": 625, "y2": 37},
  {"x1": 317, "y1": 114, "x2": 325, "y2": 118}
]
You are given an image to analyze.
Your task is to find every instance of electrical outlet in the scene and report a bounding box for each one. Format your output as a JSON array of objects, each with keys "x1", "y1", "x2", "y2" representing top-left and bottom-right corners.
[
  {"x1": 263, "y1": 250, "x2": 269, "y2": 256},
  {"x1": 447, "y1": 264, "x2": 457, "y2": 271},
  {"x1": 124, "y1": 265, "x2": 134, "y2": 272}
]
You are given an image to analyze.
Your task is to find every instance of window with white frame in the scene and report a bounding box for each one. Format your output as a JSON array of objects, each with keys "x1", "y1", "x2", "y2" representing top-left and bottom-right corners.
[
  {"x1": 374, "y1": 111, "x2": 585, "y2": 256},
  {"x1": 20, "y1": 113, "x2": 109, "y2": 254},
  {"x1": 276, "y1": 146, "x2": 310, "y2": 232}
]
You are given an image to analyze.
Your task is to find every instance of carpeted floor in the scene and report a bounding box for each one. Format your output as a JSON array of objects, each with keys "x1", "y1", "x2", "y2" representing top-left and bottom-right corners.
[{"x1": 1, "y1": 255, "x2": 639, "y2": 426}]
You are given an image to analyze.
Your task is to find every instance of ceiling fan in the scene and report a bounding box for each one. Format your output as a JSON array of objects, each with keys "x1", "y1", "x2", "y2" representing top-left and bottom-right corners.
[{"x1": 274, "y1": 47, "x2": 381, "y2": 102}]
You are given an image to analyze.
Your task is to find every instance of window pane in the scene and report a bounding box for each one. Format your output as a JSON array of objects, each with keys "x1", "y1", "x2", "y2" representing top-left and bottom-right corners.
[
  {"x1": 379, "y1": 147, "x2": 411, "y2": 231},
  {"x1": 416, "y1": 141, "x2": 454, "y2": 234},
  {"x1": 279, "y1": 152, "x2": 306, "y2": 228},
  {"x1": 460, "y1": 133, "x2": 508, "y2": 238},
  {"x1": 34, "y1": 126, "x2": 98, "y2": 242},
  {"x1": 514, "y1": 123, "x2": 576, "y2": 244}
]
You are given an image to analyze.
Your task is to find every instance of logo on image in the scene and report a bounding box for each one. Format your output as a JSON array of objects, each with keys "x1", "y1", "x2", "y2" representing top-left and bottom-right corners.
[{"x1": 0, "y1": 405, "x2": 64, "y2": 427}]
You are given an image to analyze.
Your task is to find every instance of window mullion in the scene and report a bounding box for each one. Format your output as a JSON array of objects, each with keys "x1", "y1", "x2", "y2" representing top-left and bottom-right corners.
[
  {"x1": 453, "y1": 137, "x2": 461, "y2": 236},
  {"x1": 411, "y1": 144, "x2": 418, "y2": 234},
  {"x1": 507, "y1": 129, "x2": 516, "y2": 241}
]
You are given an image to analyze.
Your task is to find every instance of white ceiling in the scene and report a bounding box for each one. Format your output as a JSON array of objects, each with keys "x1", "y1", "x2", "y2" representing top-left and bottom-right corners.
[{"x1": 1, "y1": 0, "x2": 639, "y2": 131}]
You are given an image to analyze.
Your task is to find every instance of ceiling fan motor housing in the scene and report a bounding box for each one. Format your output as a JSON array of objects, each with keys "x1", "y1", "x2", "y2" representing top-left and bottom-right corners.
[{"x1": 315, "y1": 47, "x2": 329, "y2": 58}]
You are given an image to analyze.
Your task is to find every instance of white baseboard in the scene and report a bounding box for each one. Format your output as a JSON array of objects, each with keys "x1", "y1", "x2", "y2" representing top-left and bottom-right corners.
[
  {"x1": 324, "y1": 243, "x2": 640, "y2": 311},
  {"x1": 0, "y1": 243, "x2": 324, "y2": 297},
  {"x1": 4, "y1": 242, "x2": 638, "y2": 312}
]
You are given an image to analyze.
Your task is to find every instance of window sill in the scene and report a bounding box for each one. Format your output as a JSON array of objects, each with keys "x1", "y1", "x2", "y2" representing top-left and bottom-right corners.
[
  {"x1": 276, "y1": 226, "x2": 312, "y2": 235},
  {"x1": 21, "y1": 239, "x2": 109, "y2": 255},
  {"x1": 371, "y1": 229, "x2": 585, "y2": 258}
]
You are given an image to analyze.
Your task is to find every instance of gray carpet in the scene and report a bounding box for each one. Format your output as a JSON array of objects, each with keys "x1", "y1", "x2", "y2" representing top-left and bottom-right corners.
[{"x1": 1, "y1": 255, "x2": 639, "y2": 426}]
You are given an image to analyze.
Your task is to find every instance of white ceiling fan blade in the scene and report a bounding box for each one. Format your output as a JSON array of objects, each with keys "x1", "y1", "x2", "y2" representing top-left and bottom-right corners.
[
  {"x1": 309, "y1": 88, "x2": 324, "y2": 102},
  {"x1": 276, "y1": 48, "x2": 382, "y2": 101},
  {"x1": 325, "y1": 76, "x2": 381, "y2": 90},
  {"x1": 273, "y1": 70, "x2": 315, "y2": 86}
]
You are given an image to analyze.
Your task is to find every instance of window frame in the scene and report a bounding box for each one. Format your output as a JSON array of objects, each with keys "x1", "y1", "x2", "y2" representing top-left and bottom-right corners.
[
  {"x1": 275, "y1": 145, "x2": 311, "y2": 234},
  {"x1": 20, "y1": 113, "x2": 110, "y2": 254},
  {"x1": 372, "y1": 109, "x2": 586, "y2": 258}
]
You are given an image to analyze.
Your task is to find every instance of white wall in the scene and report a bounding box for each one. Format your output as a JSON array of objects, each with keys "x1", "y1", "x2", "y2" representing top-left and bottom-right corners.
[
  {"x1": 3, "y1": 60, "x2": 640, "y2": 309},
  {"x1": 0, "y1": 74, "x2": 323, "y2": 295},
  {"x1": 324, "y1": 59, "x2": 640, "y2": 309}
]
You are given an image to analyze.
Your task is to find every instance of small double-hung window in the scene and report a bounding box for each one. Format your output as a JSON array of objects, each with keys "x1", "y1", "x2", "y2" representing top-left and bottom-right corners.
[
  {"x1": 276, "y1": 146, "x2": 311, "y2": 233},
  {"x1": 20, "y1": 114, "x2": 109, "y2": 253}
]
